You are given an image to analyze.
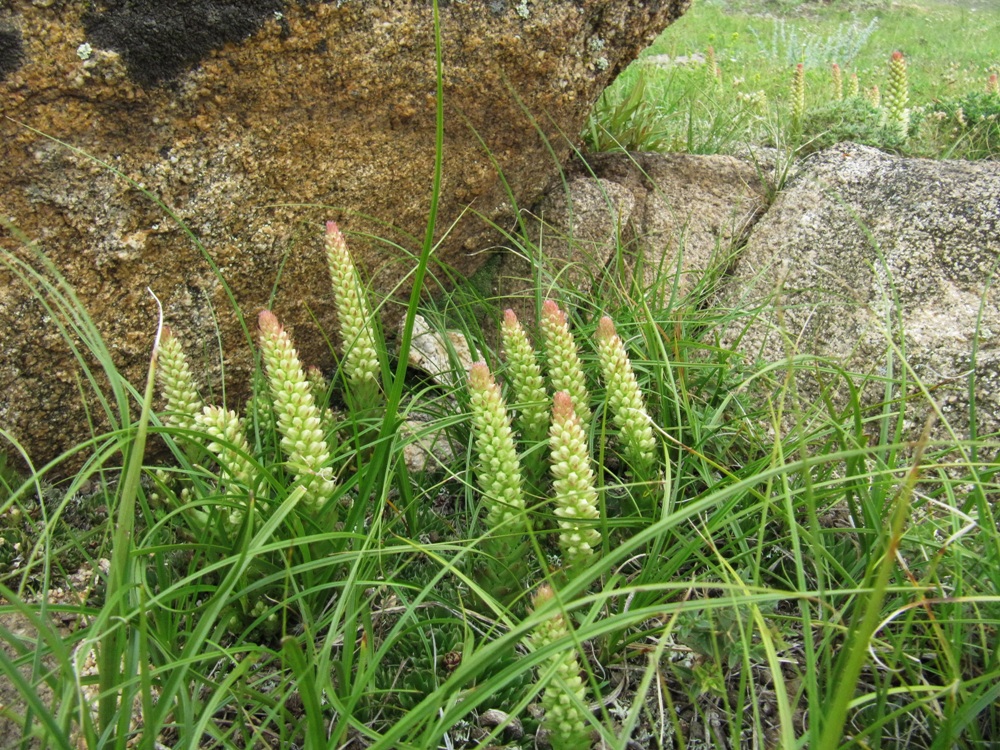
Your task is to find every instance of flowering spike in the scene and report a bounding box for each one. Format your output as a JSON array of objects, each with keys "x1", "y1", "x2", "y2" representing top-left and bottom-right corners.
[
  {"x1": 467, "y1": 361, "x2": 527, "y2": 534},
  {"x1": 156, "y1": 325, "x2": 203, "y2": 433},
  {"x1": 324, "y1": 221, "x2": 380, "y2": 402},
  {"x1": 529, "y1": 584, "x2": 591, "y2": 749},
  {"x1": 549, "y1": 391, "x2": 601, "y2": 568},
  {"x1": 790, "y1": 62, "x2": 806, "y2": 130},
  {"x1": 258, "y1": 310, "x2": 335, "y2": 513},
  {"x1": 831, "y1": 62, "x2": 843, "y2": 101},
  {"x1": 500, "y1": 309, "x2": 550, "y2": 443},
  {"x1": 706, "y1": 45, "x2": 720, "y2": 82},
  {"x1": 540, "y1": 300, "x2": 591, "y2": 427},
  {"x1": 595, "y1": 317, "x2": 656, "y2": 473},
  {"x1": 866, "y1": 84, "x2": 881, "y2": 108},
  {"x1": 848, "y1": 71, "x2": 860, "y2": 99},
  {"x1": 193, "y1": 405, "x2": 256, "y2": 530},
  {"x1": 988, "y1": 73, "x2": 999, "y2": 95},
  {"x1": 885, "y1": 51, "x2": 909, "y2": 138}
]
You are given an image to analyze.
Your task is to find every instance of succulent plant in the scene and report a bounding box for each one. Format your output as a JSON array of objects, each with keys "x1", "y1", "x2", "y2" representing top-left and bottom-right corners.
[
  {"x1": 548, "y1": 392, "x2": 601, "y2": 569},
  {"x1": 595, "y1": 316, "x2": 656, "y2": 476},
  {"x1": 540, "y1": 300, "x2": 591, "y2": 428},
  {"x1": 529, "y1": 584, "x2": 592, "y2": 750},
  {"x1": 258, "y1": 310, "x2": 336, "y2": 514},
  {"x1": 467, "y1": 360, "x2": 527, "y2": 536},
  {"x1": 500, "y1": 308, "x2": 550, "y2": 444},
  {"x1": 156, "y1": 326, "x2": 203, "y2": 435},
  {"x1": 885, "y1": 50, "x2": 910, "y2": 139},
  {"x1": 325, "y1": 221, "x2": 381, "y2": 408}
]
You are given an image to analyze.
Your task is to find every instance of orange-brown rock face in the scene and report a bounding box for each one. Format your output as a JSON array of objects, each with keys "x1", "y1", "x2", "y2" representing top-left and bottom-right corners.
[{"x1": 0, "y1": 0, "x2": 688, "y2": 468}]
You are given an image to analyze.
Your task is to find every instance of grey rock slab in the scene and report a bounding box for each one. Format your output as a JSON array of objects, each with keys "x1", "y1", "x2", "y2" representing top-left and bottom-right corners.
[
  {"x1": 493, "y1": 150, "x2": 769, "y2": 325},
  {"x1": 720, "y1": 143, "x2": 1000, "y2": 453}
]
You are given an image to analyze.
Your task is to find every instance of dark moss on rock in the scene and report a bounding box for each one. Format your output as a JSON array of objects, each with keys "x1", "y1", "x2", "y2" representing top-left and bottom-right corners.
[
  {"x1": 84, "y1": 0, "x2": 284, "y2": 86},
  {"x1": 0, "y1": 27, "x2": 24, "y2": 81}
]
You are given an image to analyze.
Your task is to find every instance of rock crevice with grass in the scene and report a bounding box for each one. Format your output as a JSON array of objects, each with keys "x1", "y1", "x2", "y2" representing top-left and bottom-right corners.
[{"x1": 0, "y1": 0, "x2": 689, "y2": 467}]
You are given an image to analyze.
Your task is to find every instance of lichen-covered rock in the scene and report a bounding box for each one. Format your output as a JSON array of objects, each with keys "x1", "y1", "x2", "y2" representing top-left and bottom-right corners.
[
  {"x1": 494, "y1": 150, "x2": 768, "y2": 322},
  {"x1": 720, "y1": 143, "x2": 1000, "y2": 450},
  {"x1": 0, "y1": 0, "x2": 688, "y2": 467}
]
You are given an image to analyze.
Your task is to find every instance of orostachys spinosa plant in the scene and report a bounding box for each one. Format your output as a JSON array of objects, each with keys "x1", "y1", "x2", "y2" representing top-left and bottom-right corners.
[
  {"x1": 595, "y1": 315, "x2": 657, "y2": 477},
  {"x1": 529, "y1": 583, "x2": 593, "y2": 750},
  {"x1": 258, "y1": 309, "x2": 337, "y2": 515},
  {"x1": 540, "y1": 300, "x2": 592, "y2": 427},
  {"x1": 325, "y1": 220, "x2": 381, "y2": 409},
  {"x1": 500, "y1": 308, "x2": 550, "y2": 445},
  {"x1": 467, "y1": 302, "x2": 666, "y2": 580},
  {"x1": 885, "y1": 50, "x2": 910, "y2": 138},
  {"x1": 467, "y1": 360, "x2": 528, "y2": 536},
  {"x1": 548, "y1": 390, "x2": 602, "y2": 569},
  {"x1": 157, "y1": 325, "x2": 204, "y2": 436},
  {"x1": 154, "y1": 222, "x2": 385, "y2": 526}
]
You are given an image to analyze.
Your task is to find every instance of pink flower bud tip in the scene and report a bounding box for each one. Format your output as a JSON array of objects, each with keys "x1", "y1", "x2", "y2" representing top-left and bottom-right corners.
[
  {"x1": 258, "y1": 309, "x2": 280, "y2": 334},
  {"x1": 892, "y1": 51, "x2": 903, "y2": 61},
  {"x1": 532, "y1": 583, "x2": 555, "y2": 608},
  {"x1": 597, "y1": 315, "x2": 616, "y2": 341},
  {"x1": 503, "y1": 308, "x2": 518, "y2": 325},
  {"x1": 469, "y1": 360, "x2": 492, "y2": 388},
  {"x1": 542, "y1": 300, "x2": 569, "y2": 328},
  {"x1": 552, "y1": 390, "x2": 574, "y2": 420}
]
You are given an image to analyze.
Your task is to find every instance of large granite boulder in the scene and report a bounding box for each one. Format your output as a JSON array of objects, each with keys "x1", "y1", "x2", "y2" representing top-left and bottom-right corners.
[
  {"x1": 493, "y1": 150, "x2": 769, "y2": 324},
  {"x1": 0, "y1": 0, "x2": 688, "y2": 467},
  {"x1": 719, "y1": 144, "x2": 1000, "y2": 451}
]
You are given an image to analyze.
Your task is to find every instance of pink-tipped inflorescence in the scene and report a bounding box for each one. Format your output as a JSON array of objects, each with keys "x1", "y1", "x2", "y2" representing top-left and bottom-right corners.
[
  {"x1": 885, "y1": 51, "x2": 910, "y2": 138},
  {"x1": 540, "y1": 300, "x2": 591, "y2": 427},
  {"x1": 866, "y1": 84, "x2": 881, "y2": 108},
  {"x1": 791, "y1": 62, "x2": 806, "y2": 129},
  {"x1": 258, "y1": 310, "x2": 335, "y2": 513},
  {"x1": 500, "y1": 309, "x2": 550, "y2": 444},
  {"x1": 468, "y1": 361, "x2": 527, "y2": 534},
  {"x1": 706, "y1": 45, "x2": 720, "y2": 82},
  {"x1": 324, "y1": 221, "x2": 380, "y2": 399},
  {"x1": 595, "y1": 317, "x2": 656, "y2": 474},
  {"x1": 529, "y1": 584, "x2": 591, "y2": 749},
  {"x1": 548, "y1": 391, "x2": 601, "y2": 568},
  {"x1": 848, "y1": 71, "x2": 860, "y2": 99},
  {"x1": 831, "y1": 62, "x2": 843, "y2": 101},
  {"x1": 156, "y1": 325, "x2": 203, "y2": 433},
  {"x1": 987, "y1": 73, "x2": 999, "y2": 95}
]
